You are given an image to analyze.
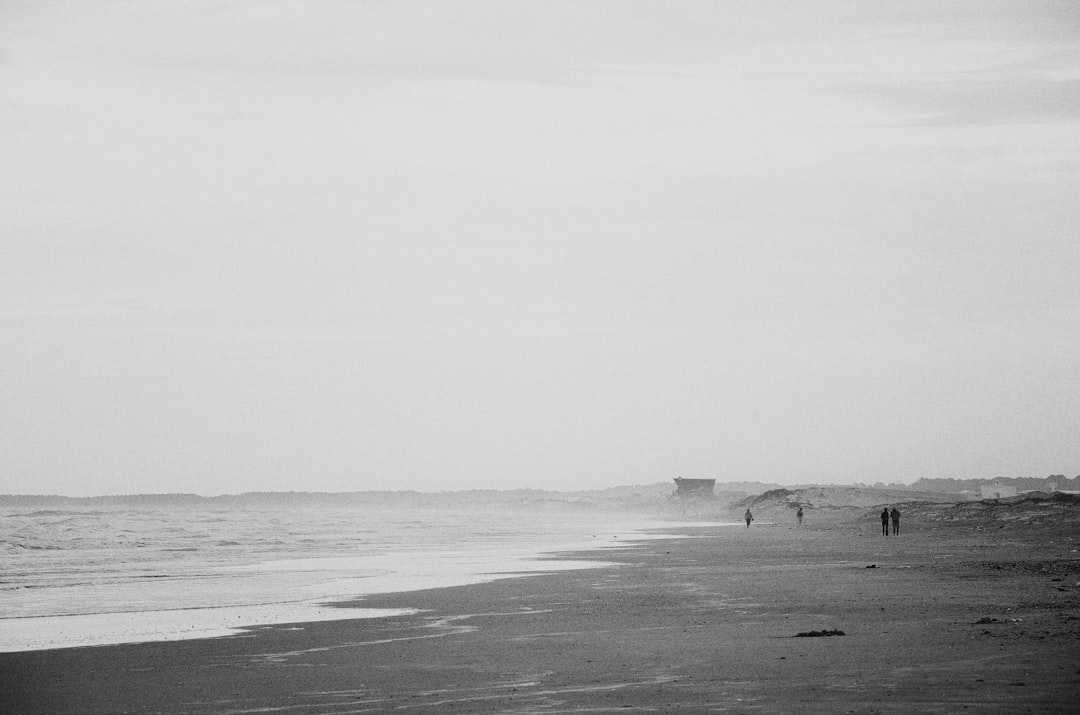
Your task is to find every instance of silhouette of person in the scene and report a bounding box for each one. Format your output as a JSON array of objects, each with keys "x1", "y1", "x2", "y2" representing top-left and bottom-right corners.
[
  {"x1": 744, "y1": 509, "x2": 754, "y2": 528},
  {"x1": 881, "y1": 507, "x2": 890, "y2": 536},
  {"x1": 796, "y1": 506, "x2": 804, "y2": 527},
  {"x1": 890, "y1": 507, "x2": 900, "y2": 535}
]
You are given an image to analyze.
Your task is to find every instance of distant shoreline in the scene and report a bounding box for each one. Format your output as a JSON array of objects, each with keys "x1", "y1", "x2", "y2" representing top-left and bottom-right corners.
[{"x1": 3, "y1": 473, "x2": 1075, "y2": 505}]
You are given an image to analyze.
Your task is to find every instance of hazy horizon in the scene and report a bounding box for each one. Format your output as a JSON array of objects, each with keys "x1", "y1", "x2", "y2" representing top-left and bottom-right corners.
[
  {"x1": 5, "y1": 471, "x2": 1077, "y2": 501},
  {"x1": 3, "y1": 2, "x2": 1078, "y2": 497},
  {"x1": 5, "y1": 471, "x2": 1077, "y2": 503}
]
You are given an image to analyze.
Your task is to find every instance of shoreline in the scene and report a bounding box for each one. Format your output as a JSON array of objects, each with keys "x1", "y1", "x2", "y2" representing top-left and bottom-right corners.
[
  {"x1": 0, "y1": 517, "x2": 727, "y2": 653},
  {"x1": 3, "y1": 518, "x2": 1079, "y2": 713}
]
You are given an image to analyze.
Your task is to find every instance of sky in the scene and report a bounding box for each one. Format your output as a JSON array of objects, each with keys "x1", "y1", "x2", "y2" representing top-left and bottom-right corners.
[{"x1": 2, "y1": 1, "x2": 1078, "y2": 496}]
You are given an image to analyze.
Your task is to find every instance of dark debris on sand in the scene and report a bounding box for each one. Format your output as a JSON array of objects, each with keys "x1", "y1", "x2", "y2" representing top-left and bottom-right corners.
[{"x1": 794, "y1": 629, "x2": 846, "y2": 637}]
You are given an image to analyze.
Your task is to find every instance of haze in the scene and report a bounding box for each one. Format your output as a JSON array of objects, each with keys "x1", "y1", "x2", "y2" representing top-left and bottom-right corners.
[{"x1": 2, "y1": 1, "x2": 1078, "y2": 497}]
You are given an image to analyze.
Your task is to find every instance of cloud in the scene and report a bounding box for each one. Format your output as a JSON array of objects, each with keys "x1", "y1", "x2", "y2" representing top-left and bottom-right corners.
[
  {"x1": 846, "y1": 74, "x2": 1080, "y2": 126},
  {"x1": 3, "y1": 1, "x2": 1079, "y2": 495}
]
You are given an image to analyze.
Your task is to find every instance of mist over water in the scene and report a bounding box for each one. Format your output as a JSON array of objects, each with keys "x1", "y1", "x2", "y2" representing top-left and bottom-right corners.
[{"x1": 0, "y1": 501, "x2": 714, "y2": 651}]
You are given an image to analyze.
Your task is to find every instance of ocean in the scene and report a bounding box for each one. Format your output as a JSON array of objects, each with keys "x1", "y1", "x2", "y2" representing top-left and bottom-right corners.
[{"x1": 0, "y1": 504, "x2": 709, "y2": 652}]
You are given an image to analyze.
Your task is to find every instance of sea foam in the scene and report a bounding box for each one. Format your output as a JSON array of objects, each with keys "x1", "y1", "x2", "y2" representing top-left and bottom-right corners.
[{"x1": 0, "y1": 505, "x2": 708, "y2": 651}]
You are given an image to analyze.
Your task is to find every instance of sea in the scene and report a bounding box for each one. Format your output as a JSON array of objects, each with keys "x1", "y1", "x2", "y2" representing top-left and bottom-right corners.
[{"x1": 0, "y1": 504, "x2": 713, "y2": 652}]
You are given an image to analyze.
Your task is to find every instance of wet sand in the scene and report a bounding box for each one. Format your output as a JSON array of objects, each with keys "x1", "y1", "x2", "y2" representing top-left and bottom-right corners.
[{"x1": 3, "y1": 517, "x2": 1079, "y2": 713}]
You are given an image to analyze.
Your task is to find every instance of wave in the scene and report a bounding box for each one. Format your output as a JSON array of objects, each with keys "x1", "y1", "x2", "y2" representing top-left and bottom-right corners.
[
  {"x1": 6, "y1": 510, "x2": 106, "y2": 518},
  {"x1": 1, "y1": 506, "x2": 674, "y2": 630},
  {"x1": 3, "y1": 540, "x2": 64, "y2": 550}
]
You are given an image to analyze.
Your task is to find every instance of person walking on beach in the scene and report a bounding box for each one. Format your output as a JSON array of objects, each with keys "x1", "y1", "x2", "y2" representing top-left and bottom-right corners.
[
  {"x1": 796, "y1": 506, "x2": 804, "y2": 527},
  {"x1": 744, "y1": 509, "x2": 754, "y2": 528},
  {"x1": 881, "y1": 507, "x2": 890, "y2": 536},
  {"x1": 890, "y1": 507, "x2": 900, "y2": 535}
]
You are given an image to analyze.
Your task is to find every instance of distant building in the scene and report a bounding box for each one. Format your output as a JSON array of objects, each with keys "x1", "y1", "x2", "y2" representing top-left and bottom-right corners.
[
  {"x1": 673, "y1": 477, "x2": 716, "y2": 498},
  {"x1": 980, "y1": 483, "x2": 1017, "y2": 500}
]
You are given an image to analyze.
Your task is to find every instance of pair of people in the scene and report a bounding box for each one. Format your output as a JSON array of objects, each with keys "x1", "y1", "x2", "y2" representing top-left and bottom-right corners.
[{"x1": 880, "y1": 507, "x2": 900, "y2": 535}]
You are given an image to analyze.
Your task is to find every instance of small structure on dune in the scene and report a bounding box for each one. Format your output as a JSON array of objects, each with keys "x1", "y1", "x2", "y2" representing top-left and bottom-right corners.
[
  {"x1": 981, "y1": 483, "x2": 1017, "y2": 500},
  {"x1": 673, "y1": 477, "x2": 716, "y2": 499}
]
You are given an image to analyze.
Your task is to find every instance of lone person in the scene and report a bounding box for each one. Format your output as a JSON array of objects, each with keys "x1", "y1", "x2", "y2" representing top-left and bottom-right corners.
[
  {"x1": 881, "y1": 507, "x2": 890, "y2": 536},
  {"x1": 796, "y1": 506, "x2": 804, "y2": 527},
  {"x1": 890, "y1": 507, "x2": 900, "y2": 536},
  {"x1": 744, "y1": 509, "x2": 754, "y2": 528}
]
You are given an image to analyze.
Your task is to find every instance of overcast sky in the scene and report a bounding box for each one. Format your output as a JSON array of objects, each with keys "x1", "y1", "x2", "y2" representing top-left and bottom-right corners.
[{"x1": 2, "y1": 1, "x2": 1078, "y2": 496}]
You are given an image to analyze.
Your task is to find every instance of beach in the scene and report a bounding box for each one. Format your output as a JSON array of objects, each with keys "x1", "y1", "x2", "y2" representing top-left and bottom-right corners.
[
  {"x1": 3, "y1": 514, "x2": 1079, "y2": 714},
  {"x1": 0, "y1": 506, "x2": 687, "y2": 653}
]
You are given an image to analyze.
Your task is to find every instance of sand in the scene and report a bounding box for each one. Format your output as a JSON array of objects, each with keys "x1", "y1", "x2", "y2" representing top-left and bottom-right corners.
[{"x1": 2, "y1": 515, "x2": 1078, "y2": 713}]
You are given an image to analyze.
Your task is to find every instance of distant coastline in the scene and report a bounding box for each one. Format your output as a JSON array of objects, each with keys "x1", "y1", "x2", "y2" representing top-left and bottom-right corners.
[{"x1": 3, "y1": 473, "x2": 1076, "y2": 513}]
